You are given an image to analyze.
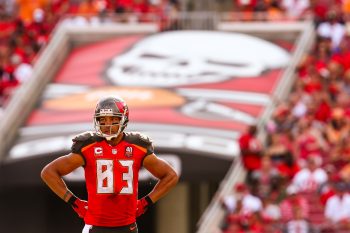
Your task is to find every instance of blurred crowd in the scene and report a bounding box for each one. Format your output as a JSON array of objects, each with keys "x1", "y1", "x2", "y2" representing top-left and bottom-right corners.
[
  {"x1": 0, "y1": 0, "x2": 179, "y2": 111},
  {"x1": 221, "y1": 1, "x2": 350, "y2": 232},
  {"x1": 231, "y1": 0, "x2": 348, "y2": 22}
]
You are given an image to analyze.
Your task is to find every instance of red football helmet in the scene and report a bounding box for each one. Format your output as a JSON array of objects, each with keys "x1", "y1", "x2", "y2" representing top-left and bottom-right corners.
[{"x1": 94, "y1": 96, "x2": 129, "y2": 139}]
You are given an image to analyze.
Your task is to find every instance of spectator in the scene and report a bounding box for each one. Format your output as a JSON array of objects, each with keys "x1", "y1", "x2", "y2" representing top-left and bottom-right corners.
[
  {"x1": 48, "y1": 0, "x2": 70, "y2": 23},
  {"x1": 277, "y1": 151, "x2": 300, "y2": 180},
  {"x1": 280, "y1": 185, "x2": 310, "y2": 223},
  {"x1": 264, "y1": 1, "x2": 285, "y2": 21},
  {"x1": 343, "y1": 0, "x2": 350, "y2": 21},
  {"x1": 261, "y1": 195, "x2": 281, "y2": 222},
  {"x1": 312, "y1": 91, "x2": 332, "y2": 124},
  {"x1": 242, "y1": 212, "x2": 265, "y2": 232},
  {"x1": 238, "y1": 125, "x2": 263, "y2": 185},
  {"x1": 294, "y1": 117, "x2": 328, "y2": 164},
  {"x1": 290, "y1": 93, "x2": 308, "y2": 120},
  {"x1": 292, "y1": 156, "x2": 328, "y2": 193},
  {"x1": 16, "y1": 0, "x2": 49, "y2": 24},
  {"x1": 114, "y1": 0, "x2": 133, "y2": 13},
  {"x1": 266, "y1": 133, "x2": 293, "y2": 166},
  {"x1": 325, "y1": 107, "x2": 349, "y2": 147},
  {"x1": 222, "y1": 183, "x2": 263, "y2": 216},
  {"x1": 339, "y1": 162, "x2": 350, "y2": 182},
  {"x1": 319, "y1": 179, "x2": 336, "y2": 206},
  {"x1": 324, "y1": 181, "x2": 350, "y2": 229},
  {"x1": 0, "y1": 13, "x2": 16, "y2": 45},
  {"x1": 317, "y1": 10, "x2": 346, "y2": 51},
  {"x1": 267, "y1": 103, "x2": 295, "y2": 134},
  {"x1": 341, "y1": 71, "x2": 350, "y2": 95},
  {"x1": 281, "y1": 0, "x2": 310, "y2": 19},
  {"x1": 329, "y1": 134, "x2": 350, "y2": 168},
  {"x1": 328, "y1": 37, "x2": 350, "y2": 79},
  {"x1": 284, "y1": 207, "x2": 312, "y2": 233},
  {"x1": 26, "y1": 8, "x2": 51, "y2": 48},
  {"x1": 234, "y1": 0, "x2": 257, "y2": 12},
  {"x1": 11, "y1": 53, "x2": 32, "y2": 83},
  {"x1": 0, "y1": 0, "x2": 16, "y2": 16},
  {"x1": 222, "y1": 220, "x2": 244, "y2": 233},
  {"x1": 251, "y1": 156, "x2": 282, "y2": 197},
  {"x1": 309, "y1": 0, "x2": 331, "y2": 25},
  {"x1": 77, "y1": 0, "x2": 100, "y2": 16}
]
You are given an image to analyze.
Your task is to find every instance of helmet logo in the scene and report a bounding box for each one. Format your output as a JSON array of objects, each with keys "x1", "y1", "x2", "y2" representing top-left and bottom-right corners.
[{"x1": 115, "y1": 101, "x2": 126, "y2": 114}]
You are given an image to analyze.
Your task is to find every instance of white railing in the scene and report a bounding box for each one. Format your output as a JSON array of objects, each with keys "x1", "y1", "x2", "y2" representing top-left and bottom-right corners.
[{"x1": 197, "y1": 159, "x2": 246, "y2": 233}]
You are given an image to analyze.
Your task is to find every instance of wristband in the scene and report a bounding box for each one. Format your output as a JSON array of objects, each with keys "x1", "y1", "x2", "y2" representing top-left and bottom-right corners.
[
  {"x1": 145, "y1": 196, "x2": 153, "y2": 205},
  {"x1": 67, "y1": 195, "x2": 77, "y2": 206}
]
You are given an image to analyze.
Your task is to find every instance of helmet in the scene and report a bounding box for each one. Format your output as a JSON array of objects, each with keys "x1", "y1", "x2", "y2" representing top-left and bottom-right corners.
[{"x1": 94, "y1": 96, "x2": 129, "y2": 139}]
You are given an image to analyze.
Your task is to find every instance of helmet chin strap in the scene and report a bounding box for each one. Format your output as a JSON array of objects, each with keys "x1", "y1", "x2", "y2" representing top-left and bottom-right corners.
[
  {"x1": 99, "y1": 130, "x2": 121, "y2": 141},
  {"x1": 98, "y1": 125, "x2": 123, "y2": 141},
  {"x1": 105, "y1": 135, "x2": 117, "y2": 141}
]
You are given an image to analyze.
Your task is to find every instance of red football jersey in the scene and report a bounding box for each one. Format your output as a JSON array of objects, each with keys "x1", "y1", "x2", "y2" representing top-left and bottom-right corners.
[{"x1": 71, "y1": 131, "x2": 153, "y2": 227}]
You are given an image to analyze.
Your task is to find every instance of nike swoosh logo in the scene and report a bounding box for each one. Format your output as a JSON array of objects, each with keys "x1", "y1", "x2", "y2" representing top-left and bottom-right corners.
[{"x1": 130, "y1": 226, "x2": 136, "y2": 231}]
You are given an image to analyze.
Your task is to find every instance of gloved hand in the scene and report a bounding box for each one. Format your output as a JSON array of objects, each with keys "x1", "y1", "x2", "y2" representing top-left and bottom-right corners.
[
  {"x1": 136, "y1": 196, "x2": 153, "y2": 217},
  {"x1": 68, "y1": 196, "x2": 88, "y2": 218}
]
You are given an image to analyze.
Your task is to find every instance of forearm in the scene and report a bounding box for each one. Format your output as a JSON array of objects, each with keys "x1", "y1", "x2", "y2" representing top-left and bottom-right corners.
[
  {"x1": 41, "y1": 153, "x2": 84, "y2": 202},
  {"x1": 148, "y1": 170, "x2": 178, "y2": 202},
  {"x1": 41, "y1": 166, "x2": 73, "y2": 202}
]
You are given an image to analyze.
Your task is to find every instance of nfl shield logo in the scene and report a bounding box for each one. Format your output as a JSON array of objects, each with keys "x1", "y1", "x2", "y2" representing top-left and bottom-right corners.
[
  {"x1": 125, "y1": 146, "x2": 133, "y2": 157},
  {"x1": 112, "y1": 149, "x2": 117, "y2": 155}
]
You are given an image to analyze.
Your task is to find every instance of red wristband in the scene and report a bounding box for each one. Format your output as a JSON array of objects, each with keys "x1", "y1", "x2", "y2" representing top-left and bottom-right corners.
[{"x1": 145, "y1": 196, "x2": 153, "y2": 205}]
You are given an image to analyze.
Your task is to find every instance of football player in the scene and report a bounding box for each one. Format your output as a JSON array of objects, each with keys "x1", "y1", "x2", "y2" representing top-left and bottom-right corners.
[{"x1": 41, "y1": 96, "x2": 179, "y2": 233}]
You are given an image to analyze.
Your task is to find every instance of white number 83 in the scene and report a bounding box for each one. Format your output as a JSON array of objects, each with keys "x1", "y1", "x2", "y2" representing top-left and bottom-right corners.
[{"x1": 96, "y1": 159, "x2": 134, "y2": 194}]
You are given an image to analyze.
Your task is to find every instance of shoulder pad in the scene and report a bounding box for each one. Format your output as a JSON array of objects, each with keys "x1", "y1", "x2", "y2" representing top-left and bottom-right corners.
[
  {"x1": 71, "y1": 131, "x2": 102, "y2": 154},
  {"x1": 124, "y1": 132, "x2": 154, "y2": 154},
  {"x1": 72, "y1": 131, "x2": 96, "y2": 142},
  {"x1": 125, "y1": 132, "x2": 152, "y2": 143}
]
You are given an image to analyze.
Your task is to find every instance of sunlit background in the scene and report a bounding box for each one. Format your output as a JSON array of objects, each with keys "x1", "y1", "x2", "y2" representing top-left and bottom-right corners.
[{"x1": 0, "y1": 0, "x2": 347, "y2": 233}]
